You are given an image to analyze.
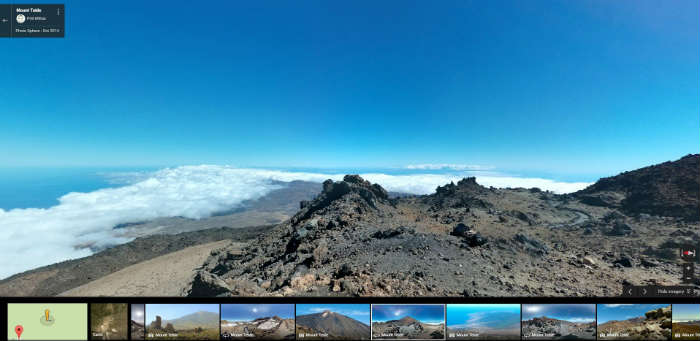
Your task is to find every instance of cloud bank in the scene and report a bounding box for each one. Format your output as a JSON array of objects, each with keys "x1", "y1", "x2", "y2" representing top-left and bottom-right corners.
[
  {"x1": 405, "y1": 163, "x2": 493, "y2": 171},
  {"x1": 0, "y1": 165, "x2": 591, "y2": 279}
]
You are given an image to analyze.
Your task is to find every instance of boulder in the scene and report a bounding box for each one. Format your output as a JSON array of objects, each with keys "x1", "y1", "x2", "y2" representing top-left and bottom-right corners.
[
  {"x1": 514, "y1": 233, "x2": 549, "y2": 254},
  {"x1": 451, "y1": 223, "x2": 473, "y2": 237},
  {"x1": 186, "y1": 271, "x2": 232, "y2": 296},
  {"x1": 464, "y1": 231, "x2": 488, "y2": 247},
  {"x1": 607, "y1": 221, "x2": 633, "y2": 236},
  {"x1": 613, "y1": 256, "x2": 633, "y2": 267}
]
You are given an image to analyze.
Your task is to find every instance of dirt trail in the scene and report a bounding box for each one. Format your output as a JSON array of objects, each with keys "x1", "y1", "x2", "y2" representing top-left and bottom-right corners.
[{"x1": 60, "y1": 240, "x2": 241, "y2": 296}]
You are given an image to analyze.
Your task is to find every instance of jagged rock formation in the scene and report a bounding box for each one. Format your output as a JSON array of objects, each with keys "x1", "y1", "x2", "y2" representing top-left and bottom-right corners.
[
  {"x1": 181, "y1": 155, "x2": 698, "y2": 297},
  {"x1": 372, "y1": 316, "x2": 444, "y2": 340},
  {"x1": 521, "y1": 316, "x2": 596, "y2": 340},
  {"x1": 220, "y1": 315, "x2": 294, "y2": 340},
  {"x1": 598, "y1": 305, "x2": 672, "y2": 340},
  {"x1": 150, "y1": 316, "x2": 162, "y2": 330}
]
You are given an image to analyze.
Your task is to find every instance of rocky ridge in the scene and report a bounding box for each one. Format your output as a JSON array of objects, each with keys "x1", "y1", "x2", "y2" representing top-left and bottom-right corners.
[
  {"x1": 187, "y1": 155, "x2": 698, "y2": 297},
  {"x1": 598, "y1": 305, "x2": 672, "y2": 340}
]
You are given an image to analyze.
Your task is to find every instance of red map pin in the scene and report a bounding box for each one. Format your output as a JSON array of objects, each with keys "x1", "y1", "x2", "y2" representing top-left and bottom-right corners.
[{"x1": 15, "y1": 325, "x2": 23, "y2": 339}]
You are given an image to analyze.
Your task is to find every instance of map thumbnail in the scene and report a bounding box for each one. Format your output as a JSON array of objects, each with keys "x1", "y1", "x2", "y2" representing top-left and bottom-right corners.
[{"x1": 7, "y1": 303, "x2": 87, "y2": 340}]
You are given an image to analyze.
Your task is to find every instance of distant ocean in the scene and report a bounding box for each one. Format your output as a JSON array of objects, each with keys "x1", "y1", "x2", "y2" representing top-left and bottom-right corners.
[
  {"x1": 0, "y1": 167, "x2": 154, "y2": 210},
  {"x1": 0, "y1": 166, "x2": 597, "y2": 210}
]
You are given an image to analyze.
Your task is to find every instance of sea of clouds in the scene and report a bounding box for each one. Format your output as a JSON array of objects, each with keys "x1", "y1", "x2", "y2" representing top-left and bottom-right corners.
[{"x1": 0, "y1": 165, "x2": 591, "y2": 279}]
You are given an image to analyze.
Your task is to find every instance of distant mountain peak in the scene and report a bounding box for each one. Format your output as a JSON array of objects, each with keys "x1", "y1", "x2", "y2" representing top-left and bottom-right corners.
[{"x1": 397, "y1": 316, "x2": 420, "y2": 324}]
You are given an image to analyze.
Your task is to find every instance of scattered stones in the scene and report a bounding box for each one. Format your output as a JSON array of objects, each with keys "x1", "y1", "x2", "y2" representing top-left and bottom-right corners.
[
  {"x1": 607, "y1": 221, "x2": 633, "y2": 236},
  {"x1": 510, "y1": 210, "x2": 535, "y2": 225},
  {"x1": 613, "y1": 256, "x2": 634, "y2": 268},
  {"x1": 335, "y1": 263, "x2": 353, "y2": 278},
  {"x1": 464, "y1": 231, "x2": 488, "y2": 247},
  {"x1": 372, "y1": 226, "x2": 411, "y2": 239},
  {"x1": 514, "y1": 233, "x2": 549, "y2": 255},
  {"x1": 640, "y1": 258, "x2": 659, "y2": 267},
  {"x1": 582, "y1": 256, "x2": 596, "y2": 267}
]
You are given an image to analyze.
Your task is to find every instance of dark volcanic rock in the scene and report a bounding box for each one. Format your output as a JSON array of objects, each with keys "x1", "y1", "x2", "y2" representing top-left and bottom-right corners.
[
  {"x1": 373, "y1": 226, "x2": 412, "y2": 239},
  {"x1": 425, "y1": 177, "x2": 493, "y2": 210},
  {"x1": 186, "y1": 271, "x2": 231, "y2": 297},
  {"x1": 450, "y1": 223, "x2": 473, "y2": 237},
  {"x1": 606, "y1": 221, "x2": 633, "y2": 236},
  {"x1": 576, "y1": 154, "x2": 700, "y2": 221},
  {"x1": 514, "y1": 233, "x2": 549, "y2": 254},
  {"x1": 452, "y1": 224, "x2": 487, "y2": 246},
  {"x1": 464, "y1": 232, "x2": 488, "y2": 247},
  {"x1": 296, "y1": 310, "x2": 370, "y2": 339},
  {"x1": 614, "y1": 256, "x2": 634, "y2": 268}
]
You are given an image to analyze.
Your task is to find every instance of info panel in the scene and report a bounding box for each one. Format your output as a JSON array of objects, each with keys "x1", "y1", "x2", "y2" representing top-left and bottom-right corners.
[{"x1": 0, "y1": 4, "x2": 65, "y2": 37}]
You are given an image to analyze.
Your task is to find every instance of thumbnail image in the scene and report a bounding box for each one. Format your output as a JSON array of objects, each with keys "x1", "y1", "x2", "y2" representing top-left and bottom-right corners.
[
  {"x1": 221, "y1": 304, "x2": 294, "y2": 340},
  {"x1": 145, "y1": 304, "x2": 219, "y2": 340},
  {"x1": 673, "y1": 304, "x2": 700, "y2": 340},
  {"x1": 295, "y1": 304, "x2": 370, "y2": 340},
  {"x1": 7, "y1": 303, "x2": 88, "y2": 340},
  {"x1": 90, "y1": 303, "x2": 128, "y2": 340},
  {"x1": 132, "y1": 304, "x2": 146, "y2": 340},
  {"x1": 446, "y1": 304, "x2": 520, "y2": 340},
  {"x1": 521, "y1": 304, "x2": 595, "y2": 340},
  {"x1": 598, "y1": 304, "x2": 672, "y2": 340},
  {"x1": 372, "y1": 304, "x2": 445, "y2": 340}
]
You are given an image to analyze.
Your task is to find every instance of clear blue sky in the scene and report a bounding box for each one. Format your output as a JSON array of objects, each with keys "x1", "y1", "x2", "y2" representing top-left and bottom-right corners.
[
  {"x1": 522, "y1": 304, "x2": 595, "y2": 322},
  {"x1": 296, "y1": 304, "x2": 370, "y2": 325},
  {"x1": 146, "y1": 304, "x2": 218, "y2": 322},
  {"x1": 1, "y1": 0, "x2": 697, "y2": 175},
  {"x1": 597, "y1": 304, "x2": 669, "y2": 324},
  {"x1": 372, "y1": 304, "x2": 444, "y2": 324},
  {"x1": 673, "y1": 304, "x2": 700, "y2": 322},
  {"x1": 221, "y1": 304, "x2": 294, "y2": 321}
]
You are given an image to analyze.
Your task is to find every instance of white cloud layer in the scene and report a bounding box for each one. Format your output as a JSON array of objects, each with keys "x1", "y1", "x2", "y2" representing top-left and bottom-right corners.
[
  {"x1": 0, "y1": 165, "x2": 591, "y2": 279},
  {"x1": 405, "y1": 163, "x2": 493, "y2": 170}
]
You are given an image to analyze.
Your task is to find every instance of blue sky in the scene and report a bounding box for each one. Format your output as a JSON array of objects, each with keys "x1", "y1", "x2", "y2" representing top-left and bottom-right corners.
[
  {"x1": 673, "y1": 304, "x2": 700, "y2": 323},
  {"x1": 372, "y1": 304, "x2": 444, "y2": 324},
  {"x1": 1, "y1": 0, "x2": 697, "y2": 176},
  {"x1": 221, "y1": 304, "x2": 294, "y2": 321},
  {"x1": 145, "y1": 304, "x2": 218, "y2": 322},
  {"x1": 446, "y1": 304, "x2": 520, "y2": 330},
  {"x1": 597, "y1": 304, "x2": 669, "y2": 324},
  {"x1": 296, "y1": 304, "x2": 370, "y2": 325},
  {"x1": 522, "y1": 304, "x2": 595, "y2": 323}
]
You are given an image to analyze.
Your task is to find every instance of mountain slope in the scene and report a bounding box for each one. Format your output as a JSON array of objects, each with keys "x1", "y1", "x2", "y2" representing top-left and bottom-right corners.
[
  {"x1": 189, "y1": 156, "x2": 697, "y2": 297},
  {"x1": 295, "y1": 310, "x2": 370, "y2": 339},
  {"x1": 166, "y1": 311, "x2": 219, "y2": 330},
  {"x1": 576, "y1": 154, "x2": 699, "y2": 221}
]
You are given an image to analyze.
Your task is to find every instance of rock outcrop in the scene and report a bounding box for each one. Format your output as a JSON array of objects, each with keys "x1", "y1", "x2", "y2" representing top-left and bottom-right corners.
[{"x1": 576, "y1": 154, "x2": 699, "y2": 221}]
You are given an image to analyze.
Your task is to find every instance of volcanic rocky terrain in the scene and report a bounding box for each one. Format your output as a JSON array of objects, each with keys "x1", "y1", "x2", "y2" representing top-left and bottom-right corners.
[
  {"x1": 372, "y1": 316, "x2": 445, "y2": 340},
  {"x1": 186, "y1": 155, "x2": 700, "y2": 297},
  {"x1": 2, "y1": 155, "x2": 697, "y2": 297},
  {"x1": 295, "y1": 310, "x2": 370, "y2": 340},
  {"x1": 131, "y1": 320, "x2": 145, "y2": 340},
  {"x1": 672, "y1": 320, "x2": 700, "y2": 340},
  {"x1": 221, "y1": 315, "x2": 294, "y2": 340},
  {"x1": 521, "y1": 316, "x2": 596, "y2": 340},
  {"x1": 598, "y1": 305, "x2": 672, "y2": 340}
]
